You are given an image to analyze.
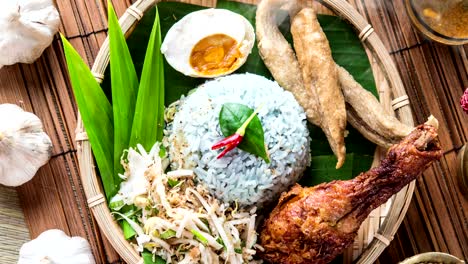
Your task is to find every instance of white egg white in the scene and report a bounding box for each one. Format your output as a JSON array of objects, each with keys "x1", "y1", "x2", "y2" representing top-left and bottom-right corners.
[{"x1": 161, "y1": 9, "x2": 255, "y2": 78}]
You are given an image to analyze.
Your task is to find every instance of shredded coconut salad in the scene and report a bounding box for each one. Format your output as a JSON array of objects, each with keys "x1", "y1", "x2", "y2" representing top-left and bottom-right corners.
[{"x1": 111, "y1": 143, "x2": 261, "y2": 263}]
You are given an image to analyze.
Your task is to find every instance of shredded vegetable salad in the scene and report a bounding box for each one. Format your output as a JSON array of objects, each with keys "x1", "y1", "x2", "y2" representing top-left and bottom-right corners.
[{"x1": 110, "y1": 143, "x2": 261, "y2": 263}]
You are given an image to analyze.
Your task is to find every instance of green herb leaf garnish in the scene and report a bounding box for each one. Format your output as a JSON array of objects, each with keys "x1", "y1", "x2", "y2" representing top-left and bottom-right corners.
[
  {"x1": 113, "y1": 205, "x2": 141, "y2": 220},
  {"x1": 108, "y1": 1, "x2": 139, "y2": 177},
  {"x1": 159, "y1": 145, "x2": 167, "y2": 158},
  {"x1": 122, "y1": 219, "x2": 137, "y2": 239},
  {"x1": 109, "y1": 200, "x2": 124, "y2": 211},
  {"x1": 142, "y1": 251, "x2": 166, "y2": 264},
  {"x1": 130, "y1": 7, "x2": 165, "y2": 150},
  {"x1": 145, "y1": 205, "x2": 159, "y2": 216},
  {"x1": 114, "y1": 206, "x2": 141, "y2": 239},
  {"x1": 216, "y1": 237, "x2": 226, "y2": 248},
  {"x1": 60, "y1": 35, "x2": 116, "y2": 199},
  {"x1": 160, "y1": 229, "x2": 176, "y2": 239},
  {"x1": 218, "y1": 103, "x2": 269, "y2": 163},
  {"x1": 191, "y1": 229, "x2": 208, "y2": 245},
  {"x1": 167, "y1": 178, "x2": 180, "y2": 188}
]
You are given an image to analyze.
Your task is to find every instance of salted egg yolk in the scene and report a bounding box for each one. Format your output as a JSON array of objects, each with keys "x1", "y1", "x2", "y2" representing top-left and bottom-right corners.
[{"x1": 189, "y1": 34, "x2": 242, "y2": 76}]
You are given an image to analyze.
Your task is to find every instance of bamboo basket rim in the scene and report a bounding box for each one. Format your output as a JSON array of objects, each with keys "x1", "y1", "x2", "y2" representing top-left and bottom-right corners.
[{"x1": 75, "y1": 0, "x2": 416, "y2": 263}]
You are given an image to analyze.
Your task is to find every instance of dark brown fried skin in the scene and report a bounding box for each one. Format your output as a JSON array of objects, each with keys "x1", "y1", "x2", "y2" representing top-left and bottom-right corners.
[{"x1": 260, "y1": 124, "x2": 442, "y2": 264}]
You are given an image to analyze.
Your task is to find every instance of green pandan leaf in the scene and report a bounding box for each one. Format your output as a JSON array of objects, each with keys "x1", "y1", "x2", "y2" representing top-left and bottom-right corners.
[
  {"x1": 108, "y1": 1, "x2": 139, "y2": 178},
  {"x1": 60, "y1": 35, "x2": 116, "y2": 199},
  {"x1": 130, "y1": 7, "x2": 165, "y2": 150},
  {"x1": 218, "y1": 103, "x2": 269, "y2": 163}
]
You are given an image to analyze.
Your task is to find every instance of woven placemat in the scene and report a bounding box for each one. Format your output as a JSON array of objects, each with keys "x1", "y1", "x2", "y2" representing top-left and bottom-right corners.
[{"x1": 0, "y1": 185, "x2": 30, "y2": 263}]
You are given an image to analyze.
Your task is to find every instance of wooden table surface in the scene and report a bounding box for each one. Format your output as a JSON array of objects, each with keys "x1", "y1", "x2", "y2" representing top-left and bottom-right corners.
[{"x1": 0, "y1": 0, "x2": 467, "y2": 263}]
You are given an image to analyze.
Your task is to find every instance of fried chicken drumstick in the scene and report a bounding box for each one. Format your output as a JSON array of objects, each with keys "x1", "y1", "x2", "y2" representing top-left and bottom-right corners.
[{"x1": 260, "y1": 124, "x2": 442, "y2": 264}]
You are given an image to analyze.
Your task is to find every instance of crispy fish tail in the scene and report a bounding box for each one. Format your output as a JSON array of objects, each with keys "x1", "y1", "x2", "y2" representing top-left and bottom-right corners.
[
  {"x1": 337, "y1": 65, "x2": 413, "y2": 148},
  {"x1": 291, "y1": 8, "x2": 347, "y2": 168}
]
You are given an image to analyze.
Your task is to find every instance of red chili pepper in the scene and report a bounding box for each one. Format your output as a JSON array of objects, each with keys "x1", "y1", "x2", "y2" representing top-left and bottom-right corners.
[
  {"x1": 211, "y1": 133, "x2": 243, "y2": 159},
  {"x1": 212, "y1": 104, "x2": 264, "y2": 159}
]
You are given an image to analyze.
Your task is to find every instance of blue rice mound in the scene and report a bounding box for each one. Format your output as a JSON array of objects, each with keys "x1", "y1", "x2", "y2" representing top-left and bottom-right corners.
[{"x1": 168, "y1": 73, "x2": 310, "y2": 208}]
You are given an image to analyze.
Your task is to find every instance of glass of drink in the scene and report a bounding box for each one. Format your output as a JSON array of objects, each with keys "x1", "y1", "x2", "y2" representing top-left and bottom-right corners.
[{"x1": 405, "y1": 0, "x2": 468, "y2": 45}]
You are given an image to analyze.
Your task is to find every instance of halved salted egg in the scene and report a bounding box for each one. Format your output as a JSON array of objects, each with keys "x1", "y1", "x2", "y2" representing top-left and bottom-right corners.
[{"x1": 161, "y1": 9, "x2": 255, "y2": 78}]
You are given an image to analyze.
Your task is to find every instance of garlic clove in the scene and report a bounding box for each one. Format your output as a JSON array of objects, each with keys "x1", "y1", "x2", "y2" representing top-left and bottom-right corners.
[
  {"x1": 0, "y1": 104, "x2": 52, "y2": 187},
  {"x1": 18, "y1": 229, "x2": 96, "y2": 264}
]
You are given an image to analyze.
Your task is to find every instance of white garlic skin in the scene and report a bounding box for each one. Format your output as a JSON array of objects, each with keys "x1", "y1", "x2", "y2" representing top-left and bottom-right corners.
[
  {"x1": 18, "y1": 229, "x2": 96, "y2": 264},
  {"x1": 0, "y1": 0, "x2": 60, "y2": 68},
  {"x1": 0, "y1": 104, "x2": 52, "y2": 187}
]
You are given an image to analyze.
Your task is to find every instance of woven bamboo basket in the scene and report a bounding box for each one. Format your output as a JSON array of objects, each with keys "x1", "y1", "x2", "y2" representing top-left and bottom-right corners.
[{"x1": 75, "y1": 0, "x2": 416, "y2": 263}]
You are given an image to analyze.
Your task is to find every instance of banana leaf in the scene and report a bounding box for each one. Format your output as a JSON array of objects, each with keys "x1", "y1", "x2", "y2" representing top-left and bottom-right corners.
[{"x1": 101, "y1": 0, "x2": 378, "y2": 185}]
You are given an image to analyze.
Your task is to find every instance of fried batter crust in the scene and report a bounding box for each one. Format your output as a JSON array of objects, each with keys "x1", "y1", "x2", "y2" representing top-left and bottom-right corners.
[
  {"x1": 256, "y1": 0, "x2": 321, "y2": 126},
  {"x1": 291, "y1": 8, "x2": 347, "y2": 169},
  {"x1": 338, "y1": 66, "x2": 413, "y2": 148}
]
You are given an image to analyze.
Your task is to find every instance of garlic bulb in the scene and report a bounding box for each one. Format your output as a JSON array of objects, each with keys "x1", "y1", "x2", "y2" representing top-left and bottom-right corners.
[
  {"x1": 0, "y1": 104, "x2": 52, "y2": 186},
  {"x1": 0, "y1": 0, "x2": 60, "y2": 68},
  {"x1": 18, "y1": 229, "x2": 96, "y2": 264}
]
